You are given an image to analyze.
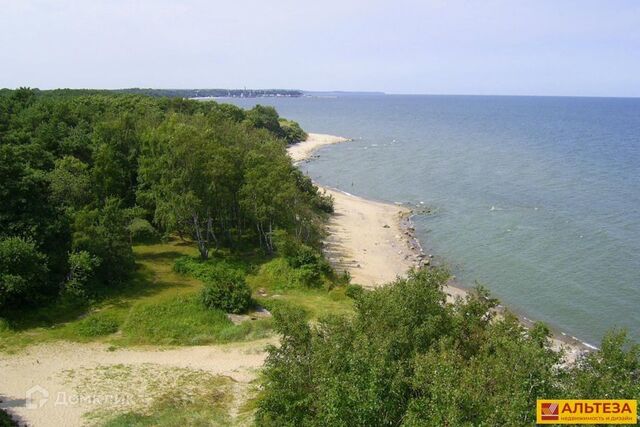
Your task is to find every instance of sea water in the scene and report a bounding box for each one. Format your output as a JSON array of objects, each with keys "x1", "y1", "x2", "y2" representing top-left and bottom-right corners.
[{"x1": 222, "y1": 94, "x2": 640, "y2": 346}]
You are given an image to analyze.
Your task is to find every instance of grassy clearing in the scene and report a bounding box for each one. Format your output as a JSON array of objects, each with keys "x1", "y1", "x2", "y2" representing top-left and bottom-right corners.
[
  {"x1": 0, "y1": 240, "x2": 270, "y2": 352},
  {"x1": 0, "y1": 239, "x2": 355, "y2": 353}
]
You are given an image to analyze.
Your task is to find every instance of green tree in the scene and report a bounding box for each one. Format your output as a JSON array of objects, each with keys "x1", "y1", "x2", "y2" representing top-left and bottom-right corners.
[
  {"x1": 244, "y1": 105, "x2": 285, "y2": 139},
  {"x1": 64, "y1": 250, "x2": 101, "y2": 300},
  {"x1": 91, "y1": 114, "x2": 140, "y2": 205},
  {"x1": 567, "y1": 331, "x2": 639, "y2": 400},
  {"x1": 0, "y1": 237, "x2": 49, "y2": 310},
  {"x1": 49, "y1": 155, "x2": 92, "y2": 209},
  {"x1": 258, "y1": 269, "x2": 623, "y2": 426},
  {"x1": 0, "y1": 144, "x2": 70, "y2": 282},
  {"x1": 138, "y1": 115, "x2": 222, "y2": 259},
  {"x1": 72, "y1": 197, "x2": 134, "y2": 286}
]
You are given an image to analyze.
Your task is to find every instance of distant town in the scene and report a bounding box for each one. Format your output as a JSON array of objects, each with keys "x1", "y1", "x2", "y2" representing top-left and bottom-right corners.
[{"x1": 115, "y1": 88, "x2": 304, "y2": 98}]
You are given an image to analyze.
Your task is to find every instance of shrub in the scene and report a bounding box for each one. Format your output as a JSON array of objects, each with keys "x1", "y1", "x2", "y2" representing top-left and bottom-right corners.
[
  {"x1": 273, "y1": 231, "x2": 330, "y2": 288},
  {"x1": 0, "y1": 318, "x2": 10, "y2": 333},
  {"x1": 0, "y1": 237, "x2": 49, "y2": 310},
  {"x1": 128, "y1": 218, "x2": 159, "y2": 243},
  {"x1": 257, "y1": 268, "x2": 569, "y2": 425},
  {"x1": 201, "y1": 268, "x2": 252, "y2": 314},
  {"x1": 345, "y1": 284, "x2": 364, "y2": 299},
  {"x1": 64, "y1": 250, "x2": 101, "y2": 299},
  {"x1": 313, "y1": 192, "x2": 335, "y2": 214}
]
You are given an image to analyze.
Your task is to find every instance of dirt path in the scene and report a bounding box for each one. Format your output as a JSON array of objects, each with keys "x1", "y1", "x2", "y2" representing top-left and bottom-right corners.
[{"x1": 0, "y1": 338, "x2": 273, "y2": 426}]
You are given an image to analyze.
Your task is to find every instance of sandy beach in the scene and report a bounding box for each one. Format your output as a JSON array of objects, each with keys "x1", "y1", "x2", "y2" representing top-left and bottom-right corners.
[
  {"x1": 289, "y1": 133, "x2": 465, "y2": 297},
  {"x1": 290, "y1": 133, "x2": 585, "y2": 360},
  {"x1": 290, "y1": 133, "x2": 420, "y2": 287},
  {"x1": 287, "y1": 133, "x2": 351, "y2": 163}
]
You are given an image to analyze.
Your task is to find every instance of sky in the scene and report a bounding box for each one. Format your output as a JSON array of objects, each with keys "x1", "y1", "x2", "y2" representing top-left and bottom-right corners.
[{"x1": 1, "y1": 0, "x2": 639, "y2": 97}]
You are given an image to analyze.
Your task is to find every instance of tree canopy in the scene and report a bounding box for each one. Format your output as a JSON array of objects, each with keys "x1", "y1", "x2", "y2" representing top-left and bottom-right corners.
[
  {"x1": 257, "y1": 268, "x2": 640, "y2": 426},
  {"x1": 0, "y1": 88, "x2": 318, "y2": 313}
]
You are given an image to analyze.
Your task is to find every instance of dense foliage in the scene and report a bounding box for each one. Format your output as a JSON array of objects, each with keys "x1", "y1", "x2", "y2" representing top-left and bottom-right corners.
[
  {"x1": 257, "y1": 268, "x2": 640, "y2": 426},
  {"x1": 200, "y1": 267, "x2": 253, "y2": 314},
  {"x1": 0, "y1": 88, "x2": 322, "y2": 314}
]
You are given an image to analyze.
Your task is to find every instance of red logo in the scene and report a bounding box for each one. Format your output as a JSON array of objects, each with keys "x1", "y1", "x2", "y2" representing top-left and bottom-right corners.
[{"x1": 541, "y1": 402, "x2": 559, "y2": 421}]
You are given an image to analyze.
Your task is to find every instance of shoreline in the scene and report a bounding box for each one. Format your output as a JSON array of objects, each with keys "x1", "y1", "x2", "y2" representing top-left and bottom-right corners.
[{"x1": 289, "y1": 133, "x2": 590, "y2": 362}]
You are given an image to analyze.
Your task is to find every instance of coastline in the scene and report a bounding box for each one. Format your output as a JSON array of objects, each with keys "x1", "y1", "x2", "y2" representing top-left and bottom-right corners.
[
  {"x1": 290, "y1": 133, "x2": 431, "y2": 289},
  {"x1": 289, "y1": 133, "x2": 589, "y2": 362}
]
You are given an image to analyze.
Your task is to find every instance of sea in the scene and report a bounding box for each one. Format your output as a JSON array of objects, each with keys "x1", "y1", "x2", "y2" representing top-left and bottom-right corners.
[{"x1": 219, "y1": 94, "x2": 640, "y2": 347}]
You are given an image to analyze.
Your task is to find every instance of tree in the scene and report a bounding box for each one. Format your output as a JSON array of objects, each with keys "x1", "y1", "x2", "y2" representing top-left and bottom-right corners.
[
  {"x1": 567, "y1": 331, "x2": 639, "y2": 400},
  {"x1": 279, "y1": 118, "x2": 307, "y2": 144},
  {"x1": 0, "y1": 144, "x2": 70, "y2": 282},
  {"x1": 64, "y1": 250, "x2": 101, "y2": 299},
  {"x1": 91, "y1": 114, "x2": 140, "y2": 205},
  {"x1": 244, "y1": 105, "x2": 285, "y2": 139},
  {"x1": 49, "y1": 156, "x2": 92, "y2": 209},
  {"x1": 72, "y1": 197, "x2": 134, "y2": 286},
  {"x1": 257, "y1": 268, "x2": 638, "y2": 426},
  {"x1": 138, "y1": 114, "x2": 222, "y2": 259},
  {"x1": 240, "y1": 141, "x2": 300, "y2": 252},
  {"x1": 0, "y1": 237, "x2": 49, "y2": 310}
]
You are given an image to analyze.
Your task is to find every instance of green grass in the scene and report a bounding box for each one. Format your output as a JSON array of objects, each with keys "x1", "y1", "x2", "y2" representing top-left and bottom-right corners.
[
  {"x1": 247, "y1": 257, "x2": 354, "y2": 319},
  {"x1": 0, "y1": 239, "x2": 355, "y2": 353},
  {"x1": 174, "y1": 252, "x2": 355, "y2": 321},
  {"x1": 115, "y1": 294, "x2": 271, "y2": 346},
  {"x1": 0, "y1": 240, "x2": 270, "y2": 352}
]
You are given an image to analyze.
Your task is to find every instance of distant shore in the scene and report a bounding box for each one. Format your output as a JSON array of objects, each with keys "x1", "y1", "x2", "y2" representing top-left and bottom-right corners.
[{"x1": 289, "y1": 133, "x2": 588, "y2": 362}]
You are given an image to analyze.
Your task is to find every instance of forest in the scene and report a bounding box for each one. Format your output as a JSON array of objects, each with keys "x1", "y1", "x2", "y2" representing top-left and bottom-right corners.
[{"x1": 0, "y1": 88, "x2": 315, "y2": 313}]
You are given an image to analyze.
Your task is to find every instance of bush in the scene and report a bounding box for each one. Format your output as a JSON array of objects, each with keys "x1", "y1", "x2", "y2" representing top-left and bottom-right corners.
[
  {"x1": 64, "y1": 250, "x2": 101, "y2": 299},
  {"x1": 201, "y1": 268, "x2": 252, "y2": 314},
  {"x1": 128, "y1": 218, "x2": 159, "y2": 243},
  {"x1": 0, "y1": 237, "x2": 49, "y2": 310},
  {"x1": 256, "y1": 268, "x2": 576, "y2": 426},
  {"x1": 0, "y1": 318, "x2": 10, "y2": 332},
  {"x1": 313, "y1": 192, "x2": 335, "y2": 214},
  {"x1": 345, "y1": 284, "x2": 364, "y2": 299},
  {"x1": 273, "y1": 231, "x2": 330, "y2": 288}
]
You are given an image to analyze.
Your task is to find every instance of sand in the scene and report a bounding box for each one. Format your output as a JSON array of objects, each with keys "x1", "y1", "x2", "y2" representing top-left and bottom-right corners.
[
  {"x1": 290, "y1": 134, "x2": 464, "y2": 297},
  {"x1": 321, "y1": 188, "x2": 415, "y2": 287},
  {"x1": 287, "y1": 133, "x2": 350, "y2": 163},
  {"x1": 289, "y1": 133, "x2": 585, "y2": 360},
  {"x1": 0, "y1": 339, "x2": 272, "y2": 427}
]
